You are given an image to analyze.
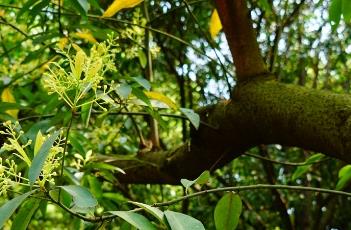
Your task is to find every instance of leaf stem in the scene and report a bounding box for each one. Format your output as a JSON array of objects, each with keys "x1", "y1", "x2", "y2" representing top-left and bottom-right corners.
[{"x1": 58, "y1": 110, "x2": 74, "y2": 202}]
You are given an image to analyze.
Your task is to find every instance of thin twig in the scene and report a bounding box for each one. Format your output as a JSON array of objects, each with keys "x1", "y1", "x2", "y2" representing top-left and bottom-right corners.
[
  {"x1": 243, "y1": 152, "x2": 329, "y2": 166},
  {"x1": 152, "y1": 184, "x2": 351, "y2": 207},
  {"x1": 58, "y1": 111, "x2": 74, "y2": 201},
  {"x1": 46, "y1": 183, "x2": 351, "y2": 223}
]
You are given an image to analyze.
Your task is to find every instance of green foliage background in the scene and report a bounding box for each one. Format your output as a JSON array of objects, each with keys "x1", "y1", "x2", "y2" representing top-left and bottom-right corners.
[{"x1": 0, "y1": 0, "x2": 351, "y2": 229}]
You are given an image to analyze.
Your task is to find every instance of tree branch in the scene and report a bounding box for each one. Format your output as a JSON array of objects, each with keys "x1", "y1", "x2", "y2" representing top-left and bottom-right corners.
[
  {"x1": 107, "y1": 78, "x2": 351, "y2": 184},
  {"x1": 214, "y1": 0, "x2": 268, "y2": 81}
]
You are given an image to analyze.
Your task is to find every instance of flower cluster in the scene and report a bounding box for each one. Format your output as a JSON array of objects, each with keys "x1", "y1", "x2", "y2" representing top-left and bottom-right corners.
[
  {"x1": 42, "y1": 39, "x2": 117, "y2": 109},
  {"x1": 0, "y1": 157, "x2": 22, "y2": 196},
  {"x1": 0, "y1": 121, "x2": 63, "y2": 190},
  {"x1": 0, "y1": 121, "x2": 32, "y2": 166},
  {"x1": 36, "y1": 131, "x2": 64, "y2": 187}
]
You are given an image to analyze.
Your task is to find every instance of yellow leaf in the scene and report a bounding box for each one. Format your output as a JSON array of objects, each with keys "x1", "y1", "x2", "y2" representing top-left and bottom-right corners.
[
  {"x1": 72, "y1": 43, "x2": 83, "y2": 52},
  {"x1": 209, "y1": 9, "x2": 222, "y2": 39},
  {"x1": 145, "y1": 91, "x2": 178, "y2": 110},
  {"x1": 57, "y1": 37, "x2": 68, "y2": 49},
  {"x1": 1, "y1": 88, "x2": 19, "y2": 118},
  {"x1": 0, "y1": 10, "x2": 5, "y2": 17},
  {"x1": 75, "y1": 32, "x2": 97, "y2": 43},
  {"x1": 34, "y1": 131, "x2": 45, "y2": 155},
  {"x1": 102, "y1": 0, "x2": 144, "y2": 17}
]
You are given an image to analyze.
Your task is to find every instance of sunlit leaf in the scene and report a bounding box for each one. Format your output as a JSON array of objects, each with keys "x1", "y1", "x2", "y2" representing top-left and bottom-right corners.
[
  {"x1": 292, "y1": 153, "x2": 324, "y2": 181},
  {"x1": 145, "y1": 91, "x2": 178, "y2": 110},
  {"x1": 214, "y1": 193, "x2": 242, "y2": 230},
  {"x1": 181, "y1": 170, "x2": 210, "y2": 193},
  {"x1": 180, "y1": 108, "x2": 200, "y2": 129},
  {"x1": 57, "y1": 37, "x2": 68, "y2": 50},
  {"x1": 102, "y1": 0, "x2": 144, "y2": 17},
  {"x1": 336, "y1": 165, "x2": 351, "y2": 190},
  {"x1": 75, "y1": 31, "x2": 97, "y2": 43},
  {"x1": 129, "y1": 201, "x2": 165, "y2": 223},
  {"x1": 1, "y1": 88, "x2": 19, "y2": 118},
  {"x1": 209, "y1": 9, "x2": 222, "y2": 39},
  {"x1": 34, "y1": 130, "x2": 45, "y2": 156},
  {"x1": 110, "y1": 211, "x2": 156, "y2": 230},
  {"x1": 164, "y1": 210, "x2": 205, "y2": 230}
]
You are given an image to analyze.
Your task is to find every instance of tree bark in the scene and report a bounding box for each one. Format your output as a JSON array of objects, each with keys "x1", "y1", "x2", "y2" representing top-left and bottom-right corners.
[{"x1": 106, "y1": 78, "x2": 351, "y2": 184}]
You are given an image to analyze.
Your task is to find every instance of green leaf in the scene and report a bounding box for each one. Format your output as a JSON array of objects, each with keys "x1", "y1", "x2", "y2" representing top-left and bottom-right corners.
[
  {"x1": 129, "y1": 201, "x2": 165, "y2": 223},
  {"x1": 28, "y1": 131, "x2": 60, "y2": 185},
  {"x1": 181, "y1": 170, "x2": 210, "y2": 193},
  {"x1": 336, "y1": 165, "x2": 351, "y2": 190},
  {"x1": 180, "y1": 179, "x2": 194, "y2": 192},
  {"x1": 49, "y1": 188, "x2": 72, "y2": 208},
  {"x1": 69, "y1": 133, "x2": 86, "y2": 155},
  {"x1": 132, "y1": 88, "x2": 151, "y2": 107},
  {"x1": 342, "y1": 0, "x2": 351, "y2": 22},
  {"x1": 23, "y1": 120, "x2": 51, "y2": 143},
  {"x1": 339, "y1": 165, "x2": 351, "y2": 177},
  {"x1": 85, "y1": 162, "x2": 126, "y2": 174},
  {"x1": 0, "y1": 102, "x2": 21, "y2": 111},
  {"x1": 16, "y1": 0, "x2": 39, "y2": 20},
  {"x1": 103, "y1": 193, "x2": 128, "y2": 203},
  {"x1": 81, "y1": 102, "x2": 92, "y2": 128},
  {"x1": 292, "y1": 153, "x2": 324, "y2": 181},
  {"x1": 28, "y1": 0, "x2": 50, "y2": 20},
  {"x1": 116, "y1": 83, "x2": 132, "y2": 99},
  {"x1": 34, "y1": 130, "x2": 44, "y2": 156},
  {"x1": 164, "y1": 210, "x2": 205, "y2": 230},
  {"x1": 180, "y1": 108, "x2": 200, "y2": 129},
  {"x1": 133, "y1": 77, "x2": 151, "y2": 90},
  {"x1": 88, "y1": 0, "x2": 102, "y2": 11},
  {"x1": 60, "y1": 185, "x2": 98, "y2": 213},
  {"x1": 258, "y1": 0, "x2": 272, "y2": 14},
  {"x1": 69, "y1": 0, "x2": 89, "y2": 16},
  {"x1": 145, "y1": 91, "x2": 178, "y2": 110},
  {"x1": 86, "y1": 175, "x2": 103, "y2": 199},
  {"x1": 0, "y1": 191, "x2": 35, "y2": 229},
  {"x1": 11, "y1": 198, "x2": 40, "y2": 230},
  {"x1": 329, "y1": 0, "x2": 342, "y2": 29},
  {"x1": 214, "y1": 193, "x2": 242, "y2": 230},
  {"x1": 138, "y1": 50, "x2": 147, "y2": 68},
  {"x1": 109, "y1": 211, "x2": 156, "y2": 230},
  {"x1": 195, "y1": 170, "x2": 210, "y2": 185}
]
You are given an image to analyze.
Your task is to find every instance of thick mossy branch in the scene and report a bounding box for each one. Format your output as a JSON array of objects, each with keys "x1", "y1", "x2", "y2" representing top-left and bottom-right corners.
[{"x1": 112, "y1": 78, "x2": 351, "y2": 184}]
